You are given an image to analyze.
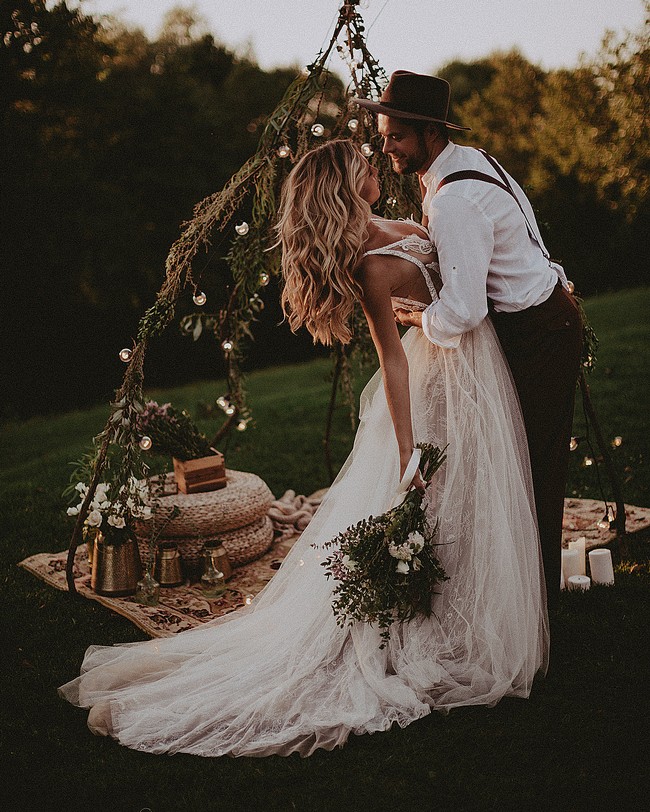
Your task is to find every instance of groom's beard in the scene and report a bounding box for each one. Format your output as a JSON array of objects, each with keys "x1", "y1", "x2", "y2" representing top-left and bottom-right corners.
[{"x1": 388, "y1": 135, "x2": 430, "y2": 175}]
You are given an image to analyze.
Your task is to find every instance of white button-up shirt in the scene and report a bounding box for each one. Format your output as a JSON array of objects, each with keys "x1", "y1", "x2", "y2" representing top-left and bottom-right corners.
[{"x1": 420, "y1": 142, "x2": 567, "y2": 348}]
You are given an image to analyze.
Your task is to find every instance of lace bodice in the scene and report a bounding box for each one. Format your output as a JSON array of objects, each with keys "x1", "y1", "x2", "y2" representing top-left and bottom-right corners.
[{"x1": 363, "y1": 224, "x2": 441, "y2": 309}]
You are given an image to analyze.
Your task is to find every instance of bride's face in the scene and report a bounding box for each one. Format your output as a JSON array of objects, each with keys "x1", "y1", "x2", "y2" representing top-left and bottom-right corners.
[{"x1": 358, "y1": 159, "x2": 380, "y2": 205}]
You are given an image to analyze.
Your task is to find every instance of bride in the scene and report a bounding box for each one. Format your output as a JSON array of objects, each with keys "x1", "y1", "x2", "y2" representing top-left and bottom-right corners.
[{"x1": 59, "y1": 139, "x2": 548, "y2": 758}]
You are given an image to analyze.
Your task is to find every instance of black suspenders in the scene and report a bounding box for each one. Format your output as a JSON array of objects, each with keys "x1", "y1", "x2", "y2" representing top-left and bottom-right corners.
[{"x1": 436, "y1": 149, "x2": 550, "y2": 261}]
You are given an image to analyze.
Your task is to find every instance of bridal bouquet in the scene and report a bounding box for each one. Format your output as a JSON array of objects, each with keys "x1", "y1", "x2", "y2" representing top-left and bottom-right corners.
[{"x1": 320, "y1": 443, "x2": 448, "y2": 648}]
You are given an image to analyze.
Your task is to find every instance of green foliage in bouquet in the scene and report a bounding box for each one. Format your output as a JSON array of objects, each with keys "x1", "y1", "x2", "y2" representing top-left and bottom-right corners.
[
  {"x1": 319, "y1": 444, "x2": 448, "y2": 648},
  {"x1": 137, "y1": 401, "x2": 213, "y2": 461}
]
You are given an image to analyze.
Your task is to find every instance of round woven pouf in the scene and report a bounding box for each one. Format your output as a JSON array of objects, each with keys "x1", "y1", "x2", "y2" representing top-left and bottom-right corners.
[{"x1": 136, "y1": 470, "x2": 275, "y2": 569}]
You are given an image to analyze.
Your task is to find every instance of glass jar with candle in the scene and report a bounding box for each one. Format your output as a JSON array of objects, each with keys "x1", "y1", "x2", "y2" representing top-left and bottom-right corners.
[
  {"x1": 203, "y1": 540, "x2": 232, "y2": 580},
  {"x1": 201, "y1": 548, "x2": 227, "y2": 598}
]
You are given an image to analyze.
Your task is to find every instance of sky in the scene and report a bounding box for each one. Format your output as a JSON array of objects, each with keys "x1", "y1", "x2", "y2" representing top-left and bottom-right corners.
[{"x1": 72, "y1": 0, "x2": 645, "y2": 76}]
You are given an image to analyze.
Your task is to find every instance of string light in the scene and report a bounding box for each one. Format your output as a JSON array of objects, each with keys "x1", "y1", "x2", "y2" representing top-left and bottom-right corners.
[
  {"x1": 583, "y1": 455, "x2": 595, "y2": 467},
  {"x1": 236, "y1": 420, "x2": 247, "y2": 432},
  {"x1": 139, "y1": 436, "x2": 153, "y2": 451},
  {"x1": 259, "y1": 272, "x2": 270, "y2": 286},
  {"x1": 612, "y1": 436, "x2": 623, "y2": 447},
  {"x1": 597, "y1": 506, "x2": 615, "y2": 530},
  {"x1": 361, "y1": 143, "x2": 373, "y2": 156},
  {"x1": 235, "y1": 222, "x2": 249, "y2": 236},
  {"x1": 118, "y1": 348, "x2": 133, "y2": 363},
  {"x1": 221, "y1": 339, "x2": 233, "y2": 352},
  {"x1": 567, "y1": 280, "x2": 575, "y2": 294},
  {"x1": 311, "y1": 123, "x2": 325, "y2": 137},
  {"x1": 347, "y1": 118, "x2": 359, "y2": 132},
  {"x1": 569, "y1": 437, "x2": 579, "y2": 451},
  {"x1": 244, "y1": 594, "x2": 253, "y2": 605},
  {"x1": 216, "y1": 396, "x2": 229, "y2": 410},
  {"x1": 277, "y1": 145, "x2": 291, "y2": 158},
  {"x1": 225, "y1": 405, "x2": 236, "y2": 416},
  {"x1": 192, "y1": 291, "x2": 207, "y2": 306}
]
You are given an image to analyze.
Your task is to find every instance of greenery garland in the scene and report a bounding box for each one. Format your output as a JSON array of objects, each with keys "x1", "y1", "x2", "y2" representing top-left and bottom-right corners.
[{"x1": 65, "y1": 1, "x2": 420, "y2": 592}]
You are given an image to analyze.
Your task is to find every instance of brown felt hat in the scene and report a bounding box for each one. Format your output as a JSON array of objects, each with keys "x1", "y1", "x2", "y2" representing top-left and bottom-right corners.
[{"x1": 354, "y1": 70, "x2": 469, "y2": 131}]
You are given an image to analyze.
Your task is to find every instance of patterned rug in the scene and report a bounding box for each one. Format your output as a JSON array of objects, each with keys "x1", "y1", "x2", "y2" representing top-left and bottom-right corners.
[{"x1": 18, "y1": 498, "x2": 650, "y2": 638}]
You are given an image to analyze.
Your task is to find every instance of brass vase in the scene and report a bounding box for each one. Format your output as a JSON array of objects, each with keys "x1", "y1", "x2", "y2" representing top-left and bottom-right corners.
[
  {"x1": 154, "y1": 541, "x2": 184, "y2": 587},
  {"x1": 91, "y1": 534, "x2": 142, "y2": 597}
]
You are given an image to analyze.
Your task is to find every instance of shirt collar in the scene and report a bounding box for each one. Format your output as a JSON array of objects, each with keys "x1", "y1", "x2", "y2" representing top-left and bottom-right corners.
[{"x1": 421, "y1": 141, "x2": 456, "y2": 191}]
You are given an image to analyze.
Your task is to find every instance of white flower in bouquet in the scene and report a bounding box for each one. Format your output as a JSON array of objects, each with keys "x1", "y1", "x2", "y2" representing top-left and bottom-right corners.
[
  {"x1": 406, "y1": 531, "x2": 425, "y2": 553},
  {"x1": 341, "y1": 554, "x2": 358, "y2": 571},
  {"x1": 388, "y1": 542, "x2": 412, "y2": 561},
  {"x1": 86, "y1": 509, "x2": 103, "y2": 527}
]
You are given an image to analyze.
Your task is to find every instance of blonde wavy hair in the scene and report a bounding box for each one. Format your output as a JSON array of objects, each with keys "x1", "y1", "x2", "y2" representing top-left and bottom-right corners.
[{"x1": 277, "y1": 139, "x2": 372, "y2": 345}]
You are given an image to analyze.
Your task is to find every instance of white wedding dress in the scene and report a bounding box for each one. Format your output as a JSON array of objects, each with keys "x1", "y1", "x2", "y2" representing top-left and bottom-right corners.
[{"x1": 59, "y1": 229, "x2": 548, "y2": 757}]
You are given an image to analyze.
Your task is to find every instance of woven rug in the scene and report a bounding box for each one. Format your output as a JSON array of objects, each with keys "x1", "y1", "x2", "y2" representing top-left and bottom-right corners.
[{"x1": 18, "y1": 498, "x2": 650, "y2": 638}]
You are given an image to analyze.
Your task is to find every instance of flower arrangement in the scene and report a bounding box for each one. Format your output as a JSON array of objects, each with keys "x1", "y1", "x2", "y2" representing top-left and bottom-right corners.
[
  {"x1": 319, "y1": 443, "x2": 448, "y2": 648},
  {"x1": 66, "y1": 477, "x2": 153, "y2": 544},
  {"x1": 136, "y1": 401, "x2": 213, "y2": 461}
]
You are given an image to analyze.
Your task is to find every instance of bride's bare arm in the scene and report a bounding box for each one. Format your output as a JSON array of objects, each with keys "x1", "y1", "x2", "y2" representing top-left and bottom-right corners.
[{"x1": 357, "y1": 258, "x2": 425, "y2": 494}]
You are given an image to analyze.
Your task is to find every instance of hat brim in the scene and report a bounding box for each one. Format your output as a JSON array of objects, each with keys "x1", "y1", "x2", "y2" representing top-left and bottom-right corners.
[{"x1": 354, "y1": 98, "x2": 470, "y2": 131}]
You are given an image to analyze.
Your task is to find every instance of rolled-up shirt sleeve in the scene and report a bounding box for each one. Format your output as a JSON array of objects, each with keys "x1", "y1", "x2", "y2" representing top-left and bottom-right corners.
[{"x1": 421, "y1": 194, "x2": 494, "y2": 348}]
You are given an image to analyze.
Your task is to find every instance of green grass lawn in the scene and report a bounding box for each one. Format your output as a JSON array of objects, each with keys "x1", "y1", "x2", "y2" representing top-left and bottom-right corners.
[{"x1": 1, "y1": 288, "x2": 649, "y2": 811}]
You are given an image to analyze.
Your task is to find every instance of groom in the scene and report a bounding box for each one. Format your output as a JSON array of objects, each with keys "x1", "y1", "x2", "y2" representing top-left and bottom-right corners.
[{"x1": 356, "y1": 71, "x2": 583, "y2": 610}]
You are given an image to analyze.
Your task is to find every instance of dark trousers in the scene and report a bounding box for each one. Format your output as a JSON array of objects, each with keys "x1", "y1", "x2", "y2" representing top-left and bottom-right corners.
[{"x1": 490, "y1": 283, "x2": 583, "y2": 610}]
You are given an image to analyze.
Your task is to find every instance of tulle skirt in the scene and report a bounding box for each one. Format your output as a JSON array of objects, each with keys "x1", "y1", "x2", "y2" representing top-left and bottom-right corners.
[{"x1": 59, "y1": 321, "x2": 548, "y2": 757}]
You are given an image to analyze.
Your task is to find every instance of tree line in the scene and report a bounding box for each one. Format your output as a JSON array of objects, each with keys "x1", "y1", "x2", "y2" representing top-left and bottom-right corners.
[{"x1": 1, "y1": 1, "x2": 647, "y2": 418}]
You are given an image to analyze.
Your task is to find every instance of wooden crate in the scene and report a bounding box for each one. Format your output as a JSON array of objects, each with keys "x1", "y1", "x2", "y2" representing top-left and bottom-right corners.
[{"x1": 172, "y1": 449, "x2": 226, "y2": 494}]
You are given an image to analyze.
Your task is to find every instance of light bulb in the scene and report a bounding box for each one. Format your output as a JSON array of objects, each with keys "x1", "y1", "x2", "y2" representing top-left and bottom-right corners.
[
  {"x1": 235, "y1": 222, "x2": 249, "y2": 236},
  {"x1": 139, "y1": 436, "x2": 153, "y2": 451},
  {"x1": 225, "y1": 405, "x2": 235, "y2": 416},
  {"x1": 597, "y1": 514, "x2": 610, "y2": 529},
  {"x1": 236, "y1": 420, "x2": 247, "y2": 432},
  {"x1": 567, "y1": 280, "x2": 575, "y2": 294},
  {"x1": 361, "y1": 143, "x2": 373, "y2": 156},
  {"x1": 259, "y1": 272, "x2": 270, "y2": 286},
  {"x1": 277, "y1": 145, "x2": 290, "y2": 158},
  {"x1": 244, "y1": 594, "x2": 253, "y2": 605},
  {"x1": 193, "y1": 290, "x2": 207, "y2": 306},
  {"x1": 569, "y1": 437, "x2": 579, "y2": 451},
  {"x1": 612, "y1": 436, "x2": 623, "y2": 447},
  {"x1": 583, "y1": 456, "x2": 594, "y2": 467},
  {"x1": 221, "y1": 339, "x2": 233, "y2": 352},
  {"x1": 119, "y1": 348, "x2": 132, "y2": 363},
  {"x1": 216, "y1": 396, "x2": 228, "y2": 409},
  {"x1": 347, "y1": 118, "x2": 359, "y2": 132},
  {"x1": 311, "y1": 123, "x2": 324, "y2": 137}
]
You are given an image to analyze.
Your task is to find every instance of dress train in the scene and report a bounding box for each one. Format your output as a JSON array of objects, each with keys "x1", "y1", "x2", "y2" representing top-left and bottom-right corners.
[{"x1": 59, "y1": 321, "x2": 548, "y2": 757}]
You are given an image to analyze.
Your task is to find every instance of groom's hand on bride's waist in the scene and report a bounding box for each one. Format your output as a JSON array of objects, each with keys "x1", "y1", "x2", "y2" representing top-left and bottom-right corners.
[{"x1": 394, "y1": 308, "x2": 423, "y2": 329}]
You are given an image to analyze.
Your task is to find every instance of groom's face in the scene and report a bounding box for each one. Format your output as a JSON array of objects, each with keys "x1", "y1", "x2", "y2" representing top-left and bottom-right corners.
[{"x1": 378, "y1": 116, "x2": 430, "y2": 175}]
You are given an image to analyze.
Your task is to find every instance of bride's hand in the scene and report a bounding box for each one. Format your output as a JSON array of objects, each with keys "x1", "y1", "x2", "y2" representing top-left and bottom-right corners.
[
  {"x1": 394, "y1": 308, "x2": 423, "y2": 329},
  {"x1": 411, "y1": 469, "x2": 426, "y2": 497}
]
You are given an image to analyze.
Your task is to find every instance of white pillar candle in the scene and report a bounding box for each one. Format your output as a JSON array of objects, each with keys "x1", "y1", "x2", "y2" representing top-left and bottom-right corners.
[
  {"x1": 561, "y1": 549, "x2": 581, "y2": 588},
  {"x1": 568, "y1": 574, "x2": 591, "y2": 591},
  {"x1": 568, "y1": 537, "x2": 587, "y2": 576},
  {"x1": 589, "y1": 548, "x2": 615, "y2": 585}
]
